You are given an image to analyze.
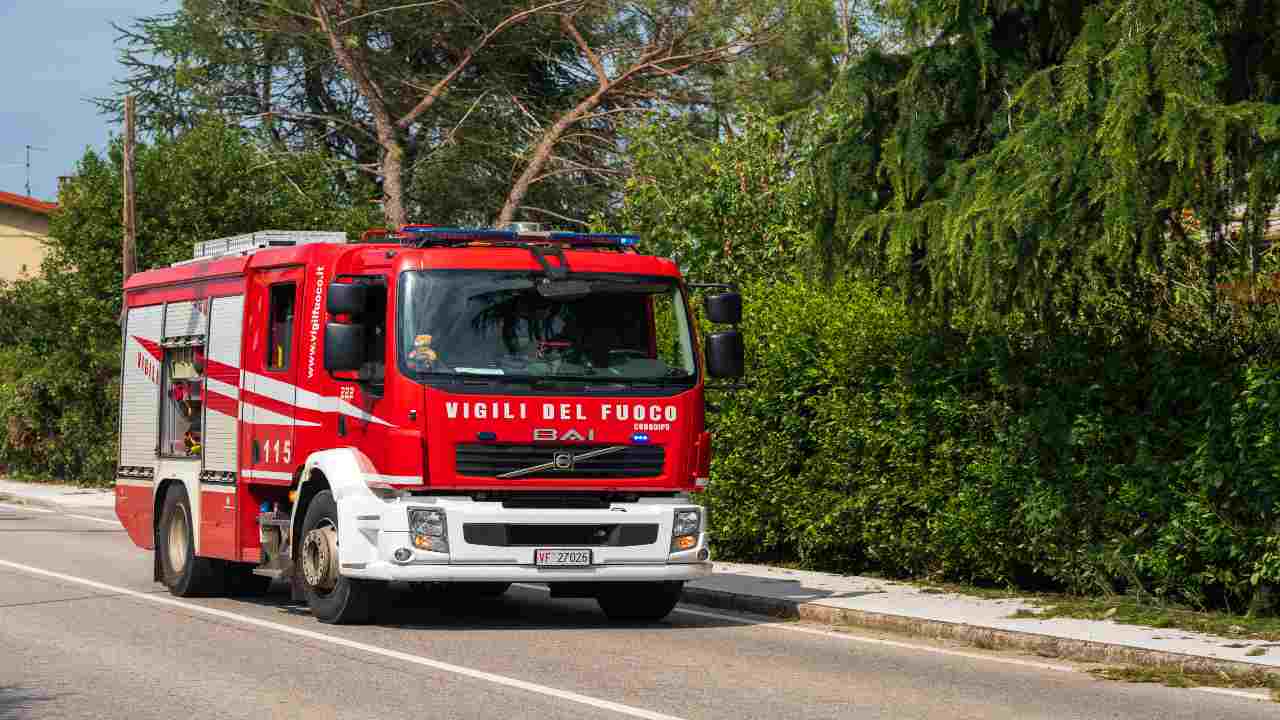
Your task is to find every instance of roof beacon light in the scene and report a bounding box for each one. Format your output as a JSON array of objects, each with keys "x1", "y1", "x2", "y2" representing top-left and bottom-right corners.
[{"x1": 549, "y1": 231, "x2": 639, "y2": 247}]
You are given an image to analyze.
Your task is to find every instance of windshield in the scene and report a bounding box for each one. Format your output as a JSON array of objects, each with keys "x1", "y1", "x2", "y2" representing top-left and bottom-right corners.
[{"x1": 398, "y1": 270, "x2": 697, "y2": 386}]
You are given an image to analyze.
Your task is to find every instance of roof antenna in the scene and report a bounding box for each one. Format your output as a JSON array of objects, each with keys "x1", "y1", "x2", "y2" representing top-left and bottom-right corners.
[{"x1": 25, "y1": 145, "x2": 47, "y2": 198}]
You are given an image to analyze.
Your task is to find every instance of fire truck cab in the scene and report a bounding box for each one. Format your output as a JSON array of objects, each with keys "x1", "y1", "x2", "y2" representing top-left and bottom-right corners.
[{"x1": 115, "y1": 227, "x2": 743, "y2": 623}]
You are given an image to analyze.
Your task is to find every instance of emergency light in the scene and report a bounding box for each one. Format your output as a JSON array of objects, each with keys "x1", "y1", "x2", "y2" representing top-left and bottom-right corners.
[{"x1": 548, "y1": 231, "x2": 639, "y2": 246}]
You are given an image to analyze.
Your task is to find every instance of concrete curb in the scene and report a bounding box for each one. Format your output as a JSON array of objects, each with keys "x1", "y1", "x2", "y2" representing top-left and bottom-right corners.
[{"x1": 680, "y1": 586, "x2": 1280, "y2": 679}]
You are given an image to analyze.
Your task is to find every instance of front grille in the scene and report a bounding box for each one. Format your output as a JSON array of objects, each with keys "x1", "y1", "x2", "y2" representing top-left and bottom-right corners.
[
  {"x1": 463, "y1": 523, "x2": 660, "y2": 547},
  {"x1": 455, "y1": 443, "x2": 665, "y2": 479}
]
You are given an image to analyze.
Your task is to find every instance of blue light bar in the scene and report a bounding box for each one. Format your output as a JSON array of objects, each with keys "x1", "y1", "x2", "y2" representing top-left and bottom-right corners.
[{"x1": 549, "y1": 231, "x2": 640, "y2": 246}]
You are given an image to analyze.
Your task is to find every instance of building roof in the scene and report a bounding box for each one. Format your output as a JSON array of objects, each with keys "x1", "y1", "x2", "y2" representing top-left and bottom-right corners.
[{"x1": 0, "y1": 191, "x2": 57, "y2": 216}]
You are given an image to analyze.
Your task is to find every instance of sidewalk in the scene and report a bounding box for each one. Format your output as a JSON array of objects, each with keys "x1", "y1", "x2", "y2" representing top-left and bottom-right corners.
[
  {"x1": 2, "y1": 477, "x2": 1276, "y2": 676},
  {"x1": 0, "y1": 477, "x2": 115, "y2": 511},
  {"x1": 689, "y1": 562, "x2": 1280, "y2": 675}
]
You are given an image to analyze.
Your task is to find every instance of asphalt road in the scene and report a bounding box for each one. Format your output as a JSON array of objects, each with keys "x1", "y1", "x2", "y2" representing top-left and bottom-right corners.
[{"x1": 0, "y1": 502, "x2": 1275, "y2": 720}]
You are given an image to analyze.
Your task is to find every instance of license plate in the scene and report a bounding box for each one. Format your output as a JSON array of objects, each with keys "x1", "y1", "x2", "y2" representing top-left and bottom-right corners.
[{"x1": 535, "y1": 549, "x2": 592, "y2": 567}]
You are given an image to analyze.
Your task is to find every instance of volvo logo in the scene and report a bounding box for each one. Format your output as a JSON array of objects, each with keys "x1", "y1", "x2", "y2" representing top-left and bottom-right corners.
[{"x1": 496, "y1": 446, "x2": 627, "y2": 479}]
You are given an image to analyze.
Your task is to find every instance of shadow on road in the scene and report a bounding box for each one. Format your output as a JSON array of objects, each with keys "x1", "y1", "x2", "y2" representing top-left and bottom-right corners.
[
  {"x1": 232, "y1": 581, "x2": 750, "y2": 631},
  {"x1": 0, "y1": 685, "x2": 56, "y2": 720}
]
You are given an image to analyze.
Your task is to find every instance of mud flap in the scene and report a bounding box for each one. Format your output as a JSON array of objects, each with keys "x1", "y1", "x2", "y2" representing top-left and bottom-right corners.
[{"x1": 153, "y1": 526, "x2": 162, "y2": 582}]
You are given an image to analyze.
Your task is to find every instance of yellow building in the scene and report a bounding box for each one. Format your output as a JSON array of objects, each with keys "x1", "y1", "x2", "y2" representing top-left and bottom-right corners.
[{"x1": 0, "y1": 191, "x2": 56, "y2": 281}]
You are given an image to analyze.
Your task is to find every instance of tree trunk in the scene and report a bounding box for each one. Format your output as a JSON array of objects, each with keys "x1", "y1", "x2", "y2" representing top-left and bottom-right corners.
[
  {"x1": 497, "y1": 89, "x2": 608, "y2": 226},
  {"x1": 381, "y1": 139, "x2": 408, "y2": 228}
]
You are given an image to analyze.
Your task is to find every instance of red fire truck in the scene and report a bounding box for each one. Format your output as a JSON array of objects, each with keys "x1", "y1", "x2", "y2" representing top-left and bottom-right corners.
[{"x1": 115, "y1": 226, "x2": 743, "y2": 623}]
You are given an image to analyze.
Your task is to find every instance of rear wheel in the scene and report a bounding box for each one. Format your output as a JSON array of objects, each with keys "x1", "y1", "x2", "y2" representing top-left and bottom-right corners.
[
  {"x1": 157, "y1": 486, "x2": 223, "y2": 597},
  {"x1": 300, "y1": 490, "x2": 382, "y2": 624},
  {"x1": 596, "y1": 581, "x2": 683, "y2": 622}
]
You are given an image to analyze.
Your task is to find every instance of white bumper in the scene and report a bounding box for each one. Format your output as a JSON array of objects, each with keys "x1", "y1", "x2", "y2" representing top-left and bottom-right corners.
[{"x1": 335, "y1": 493, "x2": 712, "y2": 583}]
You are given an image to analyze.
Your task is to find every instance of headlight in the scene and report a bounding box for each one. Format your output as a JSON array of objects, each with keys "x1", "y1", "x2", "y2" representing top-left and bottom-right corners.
[
  {"x1": 408, "y1": 508, "x2": 448, "y2": 553},
  {"x1": 671, "y1": 508, "x2": 702, "y2": 551}
]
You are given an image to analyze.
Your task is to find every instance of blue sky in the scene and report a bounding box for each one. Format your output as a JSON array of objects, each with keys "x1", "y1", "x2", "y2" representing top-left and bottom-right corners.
[{"x1": 0, "y1": 0, "x2": 171, "y2": 201}]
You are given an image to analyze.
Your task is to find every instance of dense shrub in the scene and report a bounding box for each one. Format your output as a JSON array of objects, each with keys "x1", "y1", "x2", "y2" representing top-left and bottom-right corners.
[{"x1": 704, "y1": 276, "x2": 1280, "y2": 612}]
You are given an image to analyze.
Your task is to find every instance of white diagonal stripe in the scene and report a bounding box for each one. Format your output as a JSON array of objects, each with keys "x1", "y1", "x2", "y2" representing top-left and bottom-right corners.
[
  {"x1": 242, "y1": 402, "x2": 321, "y2": 428},
  {"x1": 206, "y1": 378, "x2": 239, "y2": 399},
  {"x1": 243, "y1": 371, "x2": 393, "y2": 427},
  {"x1": 0, "y1": 558, "x2": 689, "y2": 720}
]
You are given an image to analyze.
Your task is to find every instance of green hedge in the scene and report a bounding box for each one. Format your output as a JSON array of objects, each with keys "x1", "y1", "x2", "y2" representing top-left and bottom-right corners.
[{"x1": 705, "y1": 277, "x2": 1280, "y2": 612}]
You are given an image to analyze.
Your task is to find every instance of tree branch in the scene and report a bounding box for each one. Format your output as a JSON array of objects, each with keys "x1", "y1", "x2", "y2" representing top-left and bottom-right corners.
[
  {"x1": 395, "y1": 0, "x2": 578, "y2": 129},
  {"x1": 519, "y1": 205, "x2": 590, "y2": 226}
]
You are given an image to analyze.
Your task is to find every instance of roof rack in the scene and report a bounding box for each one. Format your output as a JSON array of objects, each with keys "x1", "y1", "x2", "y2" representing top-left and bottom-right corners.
[
  {"x1": 174, "y1": 230, "x2": 347, "y2": 266},
  {"x1": 395, "y1": 225, "x2": 639, "y2": 250}
]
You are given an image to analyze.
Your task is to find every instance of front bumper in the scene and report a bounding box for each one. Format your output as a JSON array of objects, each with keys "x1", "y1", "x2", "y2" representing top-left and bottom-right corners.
[{"x1": 336, "y1": 494, "x2": 712, "y2": 583}]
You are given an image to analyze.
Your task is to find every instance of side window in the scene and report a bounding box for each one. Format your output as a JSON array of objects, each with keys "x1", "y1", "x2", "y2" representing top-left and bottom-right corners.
[
  {"x1": 267, "y1": 283, "x2": 296, "y2": 371},
  {"x1": 161, "y1": 345, "x2": 204, "y2": 457},
  {"x1": 361, "y1": 281, "x2": 389, "y2": 390},
  {"x1": 651, "y1": 289, "x2": 695, "y2": 375}
]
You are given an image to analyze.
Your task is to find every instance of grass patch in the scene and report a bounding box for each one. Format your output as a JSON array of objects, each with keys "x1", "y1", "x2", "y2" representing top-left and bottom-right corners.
[{"x1": 1090, "y1": 665, "x2": 1280, "y2": 699}]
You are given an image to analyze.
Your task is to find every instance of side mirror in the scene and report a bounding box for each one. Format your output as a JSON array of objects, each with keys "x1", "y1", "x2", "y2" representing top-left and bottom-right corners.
[
  {"x1": 328, "y1": 282, "x2": 368, "y2": 316},
  {"x1": 324, "y1": 322, "x2": 366, "y2": 372},
  {"x1": 705, "y1": 292, "x2": 742, "y2": 325},
  {"x1": 705, "y1": 330, "x2": 744, "y2": 378}
]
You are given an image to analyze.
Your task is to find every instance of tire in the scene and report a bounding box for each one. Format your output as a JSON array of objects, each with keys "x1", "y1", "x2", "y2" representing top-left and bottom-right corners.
[
  {"x1": 157, "y1": 485, "x2": 224, "y2": 597},
  {"x1": 300, "y1": 490, "x2": 382, "y2": 624},
  {"x1": 225, "y1": 563, "x2": 273, "y2": 597},
  {"x1": 596, "y1": 581, "x2": 683, "y2": 622}
]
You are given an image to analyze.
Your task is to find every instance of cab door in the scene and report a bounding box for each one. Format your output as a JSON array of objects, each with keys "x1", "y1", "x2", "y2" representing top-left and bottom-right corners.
[{"x1": 242, "y1": 267, "x2": 306, "y2": 485}]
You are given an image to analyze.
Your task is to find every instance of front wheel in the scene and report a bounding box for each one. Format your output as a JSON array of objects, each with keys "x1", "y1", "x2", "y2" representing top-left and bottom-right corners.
[
  {"x1": 300, "y1": 490, "x2": 382, "y2": 624},
  {"x1": 596, "y1": 581, "x2": 683, "y2": 622}
]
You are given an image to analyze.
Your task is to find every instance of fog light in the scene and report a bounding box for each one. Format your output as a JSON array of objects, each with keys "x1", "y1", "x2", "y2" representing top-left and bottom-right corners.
[
  {"x1": 393, "y1": 547, "x2": 413, "y2": 563},
  {"x1": 698, "y1": 548, "x2": 710, "y2": 560}
]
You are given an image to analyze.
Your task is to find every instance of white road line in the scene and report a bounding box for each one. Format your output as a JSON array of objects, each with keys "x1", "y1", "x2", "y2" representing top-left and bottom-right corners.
[
  {"x1": 0, "y1": 502, "x2": 121, "y2": 526},
  {"x1": 514, "y1": 584, "x2": 1275, "y2": 704},
  {"x1": 2, "y1": 507, "x2": 1271, "y2": 706},
  {"x1": 0, "y1": 558, "x2": 688, "y2": 720}
]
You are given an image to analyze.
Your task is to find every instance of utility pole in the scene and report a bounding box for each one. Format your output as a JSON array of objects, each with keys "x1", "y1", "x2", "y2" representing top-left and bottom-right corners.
[
  {"x1": 24, "y1": 144, "x2": 46, "y2": 198},
  {"x1": 122, "y1": 96, "x2": 137, "y2": 282}
]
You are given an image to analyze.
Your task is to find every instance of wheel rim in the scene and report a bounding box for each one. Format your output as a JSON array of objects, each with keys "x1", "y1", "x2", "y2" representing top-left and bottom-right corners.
[
  {"x1": 302, "y1": 519, "x2": 339, "y2": 594},
  {"x1": 167, "y1": 504, "x2": 189, "y2": 575}
]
